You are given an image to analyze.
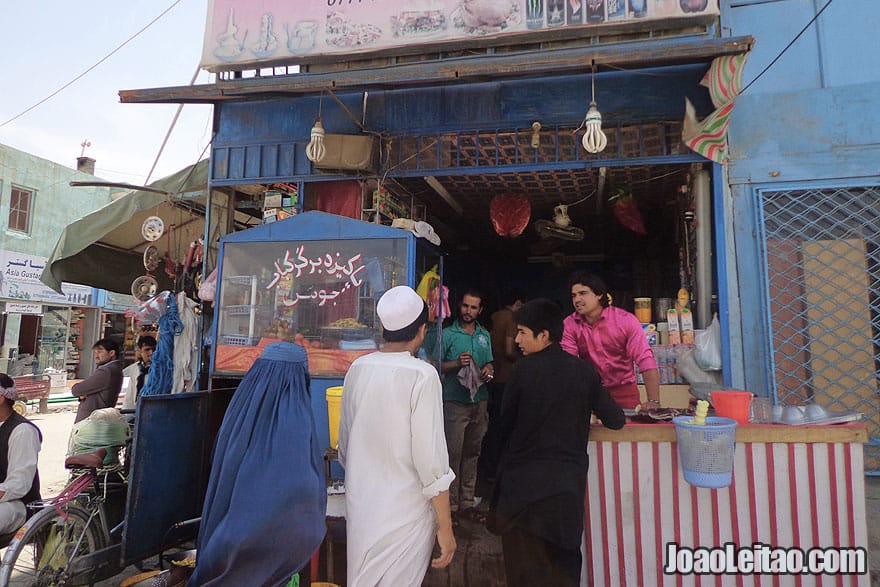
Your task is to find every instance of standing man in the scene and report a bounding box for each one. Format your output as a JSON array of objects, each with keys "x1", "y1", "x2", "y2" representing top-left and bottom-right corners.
[
  {"x1": 339, "y1": 286, "x2": 456, "y2": 586},
  {"x1": 561, "y1": 272, "x2": 661, "y2": 410},
  {"x1": 489, "y1": 299, "x2": 624, "y2": 586},
  {"x1": 0, "y1": 373, "x2": 41, "y2": 533},
  {"x1": 477, "y1": 290, "x2": 524, "y2": 499},
  {"x1": 440, "y1": 289, "x2": 494, "y2": 521},
  {"x1": 72, "y1": 338, "x2": 124, "y2": 423},
  {"x1": 121, "y1": 335, "x2": 156, "y2": 410}
]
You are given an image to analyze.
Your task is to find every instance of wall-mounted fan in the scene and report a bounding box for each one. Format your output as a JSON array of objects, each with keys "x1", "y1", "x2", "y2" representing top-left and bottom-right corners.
[{"x1": 534, "y1": 204, "x2": 584, "y2": 241}]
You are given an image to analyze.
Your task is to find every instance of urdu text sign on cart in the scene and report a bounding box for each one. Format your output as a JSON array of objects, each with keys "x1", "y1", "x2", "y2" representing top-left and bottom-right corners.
[{"x1": 201, "y1": 0, "x2": 719, "y2": 71}]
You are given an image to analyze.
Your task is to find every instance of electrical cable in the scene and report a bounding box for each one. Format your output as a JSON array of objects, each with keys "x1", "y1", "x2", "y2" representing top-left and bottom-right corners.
[
  {"x1": 145, "y1": 64, "x2": 203, "y2": 183},
  {"x1": 0, "y1": 0, "x2": 184, "y2": 129},
  {"x1": 739, "y1": 0, "x2": 834, "y2": 95},
  {"x1": 566, "y1": 190, "x2": 596, "y2": 208},
  {"x1": 596, "y1": 0, "x2": 833, "y2": 97}
]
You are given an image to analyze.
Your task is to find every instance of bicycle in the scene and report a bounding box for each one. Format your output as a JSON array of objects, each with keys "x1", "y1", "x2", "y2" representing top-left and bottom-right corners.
[{"x1": 0, "y1": 446, "x2": 128, "y2": 586}]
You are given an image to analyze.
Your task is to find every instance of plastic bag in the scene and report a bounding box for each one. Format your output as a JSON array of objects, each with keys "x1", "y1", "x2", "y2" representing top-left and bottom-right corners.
[
  {"x1": 68, "y1": 408, "x2": 129, "y2": 466},
  {"x1": 132, "y1": 290, "x2": 171, "y2": 324},
  {"x1": 694, "y1": 314, "x2": 722, "y2": 370},
  {"x1": 675, "y1": 347, "x2": 722, "y2": 386},
  {"x1": 198, "y1": 268, "x2": 218, "y2": 302}
]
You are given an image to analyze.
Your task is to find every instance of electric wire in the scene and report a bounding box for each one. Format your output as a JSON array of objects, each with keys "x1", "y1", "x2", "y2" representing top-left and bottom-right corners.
[
  {"x1": 145, "y1": 64, "x2": 203, "y2": 183},
  {"x1": 0, "y1": 0, "x2": 184, "y2": 129},
  {"x1": 739, "y1": 0, "x2": 834, "y2": 95}
]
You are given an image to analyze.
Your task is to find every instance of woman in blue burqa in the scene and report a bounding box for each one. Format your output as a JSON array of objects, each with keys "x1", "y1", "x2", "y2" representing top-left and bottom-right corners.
[{"x1": 189, "y1": 342, "x2": 326, "y2": 586}]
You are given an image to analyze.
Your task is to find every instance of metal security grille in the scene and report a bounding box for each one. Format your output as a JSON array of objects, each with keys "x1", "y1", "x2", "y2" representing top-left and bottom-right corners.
[{"x1": 758, "y1": 185, "x2": 880, "y2": 472}]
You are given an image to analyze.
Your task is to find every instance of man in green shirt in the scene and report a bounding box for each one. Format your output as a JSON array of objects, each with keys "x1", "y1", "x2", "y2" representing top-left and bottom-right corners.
[{"x1": 441, "y1": 289, "x2": 495, "y2": 520}]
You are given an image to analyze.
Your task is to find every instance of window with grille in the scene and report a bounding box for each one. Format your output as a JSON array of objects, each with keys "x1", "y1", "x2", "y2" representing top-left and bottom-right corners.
[
  {"x1": 9, "y1": 186, "x2": 33, "y2": 233},
  {"x1": 758, "y1": 185, "x2": 880, "y2": 471}
]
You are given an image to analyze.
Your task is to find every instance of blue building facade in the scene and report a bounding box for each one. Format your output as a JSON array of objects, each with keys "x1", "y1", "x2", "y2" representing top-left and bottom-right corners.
[
  {"x1": 122, "y1": 1, "x2": 880, "y2": 468},
  {"x1": 720, "y1": 0, "x2": 880, "y2": 468}
]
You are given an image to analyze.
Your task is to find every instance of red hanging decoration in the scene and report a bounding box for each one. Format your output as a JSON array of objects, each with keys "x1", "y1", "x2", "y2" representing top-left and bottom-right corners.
[
  {"x1": 489, "y1": 194, "x2": 531, "y2": 237},
  {"x1": 608, "y1": 189, "x2": 647, "y2": 235}
]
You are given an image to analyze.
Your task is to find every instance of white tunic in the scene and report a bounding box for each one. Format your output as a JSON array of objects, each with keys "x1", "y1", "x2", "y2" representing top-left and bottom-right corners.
[
  {"x1": 0, "y1": 420, "x2": 41, "y2": 533},
  {"x1": 339, "y1": 351, "x2": 454, "y2": 587}
]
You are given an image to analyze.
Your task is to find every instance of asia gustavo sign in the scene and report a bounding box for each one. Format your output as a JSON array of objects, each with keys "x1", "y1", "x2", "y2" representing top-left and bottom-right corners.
[
  {"x1": 0, "y1": 251, "x2": 93, "y2": 305},
  {"x1": 201, "y1": 0, "x2": 719, "y2": 71}
]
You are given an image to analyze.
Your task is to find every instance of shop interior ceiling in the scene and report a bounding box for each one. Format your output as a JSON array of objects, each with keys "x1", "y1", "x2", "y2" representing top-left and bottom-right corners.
[
  {"x1": 383, "y1": 125, "x2": 695, "y2": 261},
  {"x1": 391, "y1": 166, "x2": 690, "y2": 260},
  {"x1": 224, "y1": 137, "x2": 695, "y2": 262}
]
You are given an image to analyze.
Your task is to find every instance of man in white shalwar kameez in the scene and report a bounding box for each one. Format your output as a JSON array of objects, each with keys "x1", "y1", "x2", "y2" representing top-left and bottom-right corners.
[{"x1": 339, "y1": 286, "x2": 456, "y2": 587}]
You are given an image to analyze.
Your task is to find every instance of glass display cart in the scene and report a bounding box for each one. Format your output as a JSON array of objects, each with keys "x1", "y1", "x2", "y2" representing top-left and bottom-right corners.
[{"x1": 210, "y1": 211, "x2": 444, "y2": 381}]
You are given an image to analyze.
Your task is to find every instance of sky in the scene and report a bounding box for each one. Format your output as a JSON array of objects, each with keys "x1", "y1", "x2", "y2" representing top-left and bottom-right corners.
[{"x1": 1, "y1": 1, "x2": 215, "y2": 186}]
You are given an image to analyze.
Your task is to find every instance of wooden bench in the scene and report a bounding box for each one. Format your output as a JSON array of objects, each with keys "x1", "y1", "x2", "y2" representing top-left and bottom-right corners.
[{"x1": 13, "y1": 376, "x2": 51, "y2": 414}]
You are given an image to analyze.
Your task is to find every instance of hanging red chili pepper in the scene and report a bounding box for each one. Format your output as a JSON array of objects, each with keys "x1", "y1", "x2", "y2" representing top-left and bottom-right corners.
[{"x1": 608, "y1": 189, "x2": 647, "y2": 235}]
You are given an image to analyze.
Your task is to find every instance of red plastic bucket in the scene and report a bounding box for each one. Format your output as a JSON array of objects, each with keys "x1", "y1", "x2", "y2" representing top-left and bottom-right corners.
[{"x1": 710, "y1": 391, "x2": 752, "y2": 424}]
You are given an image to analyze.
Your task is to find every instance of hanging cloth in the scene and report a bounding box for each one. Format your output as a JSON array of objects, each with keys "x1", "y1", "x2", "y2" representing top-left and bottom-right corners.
[
  {"x1": 415, "y1": 265, "x2": 440, "y2": 302},
  {"x1": 139, "y1": 294, "x2": 183, "y2": 397},
  {"x1": 189, "y1": 343, "x2": 326, "y2": 587},
  {"x1": 428, "y1": 283, "x2": 450, "y2": 323},
  {"x1": 171, "y1": 292, "x2": 198, "y2": 394},
  {"x1": 682, "y1": 53, "x2": 749, "y2": 164}
]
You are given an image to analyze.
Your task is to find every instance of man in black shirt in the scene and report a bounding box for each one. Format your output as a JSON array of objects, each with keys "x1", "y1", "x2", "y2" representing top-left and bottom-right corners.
[{"x1": 489, "y1": 298, "x2": 625, "y2": 587}]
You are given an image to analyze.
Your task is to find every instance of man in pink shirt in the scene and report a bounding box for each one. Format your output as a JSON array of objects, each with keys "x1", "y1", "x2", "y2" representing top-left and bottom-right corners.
[{"x1": 560, "y1": 272, "x2": 661, "y2": 410}]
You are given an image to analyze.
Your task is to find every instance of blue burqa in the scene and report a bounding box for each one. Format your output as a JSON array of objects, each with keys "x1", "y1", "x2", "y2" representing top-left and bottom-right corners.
[{"x1": 189, "y1": 343, "x2": 326, "y2": 586}]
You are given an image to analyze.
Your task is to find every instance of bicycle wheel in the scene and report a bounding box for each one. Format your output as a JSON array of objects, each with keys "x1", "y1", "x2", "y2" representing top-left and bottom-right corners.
[{"x1": 0, "y1": 503, "x2": 105, "y2": 587}]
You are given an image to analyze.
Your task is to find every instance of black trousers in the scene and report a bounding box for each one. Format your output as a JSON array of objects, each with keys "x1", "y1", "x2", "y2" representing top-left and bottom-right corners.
[
  {"x1": 476, "y1": 381, "x2": 506, "y2": 498},
  {"x1": 501, "y1": 526, "x2": 581, "y2": 587}
]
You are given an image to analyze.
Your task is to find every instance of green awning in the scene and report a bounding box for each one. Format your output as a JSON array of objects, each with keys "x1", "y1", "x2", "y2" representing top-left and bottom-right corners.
[{"x1": 41, "y1": 160, "x2": 210, "y2": 295}]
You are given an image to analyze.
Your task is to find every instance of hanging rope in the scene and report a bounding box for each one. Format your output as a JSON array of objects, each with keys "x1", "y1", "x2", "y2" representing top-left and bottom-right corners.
[{"x1": 140, "y1": 294, "x2": 183, "y2": 397}]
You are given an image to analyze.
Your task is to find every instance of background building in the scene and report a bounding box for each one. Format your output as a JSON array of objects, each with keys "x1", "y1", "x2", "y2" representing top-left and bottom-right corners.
[{"x1": 0, "y1": 143, "x2": 117, "y2": 379}]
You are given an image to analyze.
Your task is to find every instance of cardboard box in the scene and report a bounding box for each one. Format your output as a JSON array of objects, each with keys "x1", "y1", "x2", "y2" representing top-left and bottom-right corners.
[{"x1": 263, "y1": 191, "x2": 283, "y2": 209}]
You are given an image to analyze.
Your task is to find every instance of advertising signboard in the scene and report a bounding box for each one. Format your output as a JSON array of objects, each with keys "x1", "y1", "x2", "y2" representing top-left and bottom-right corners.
[
  {"x1": 201, "y1": 0, "x2": 718, "y2": 71},
  {"x1": 0, "y1": 251, "x2": 94, "y2": 306}
]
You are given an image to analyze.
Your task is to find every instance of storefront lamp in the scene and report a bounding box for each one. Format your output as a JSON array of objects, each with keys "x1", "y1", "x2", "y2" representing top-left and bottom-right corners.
[
  {"x1": 306, "y1": 117, "x2": 326, "y2": 163},
  {"x1": 306, "y1": 92, "x2": 327, "y2": 163},
  {"x1": 581, "y1": 64, "x2": 607, "y2": 154}
]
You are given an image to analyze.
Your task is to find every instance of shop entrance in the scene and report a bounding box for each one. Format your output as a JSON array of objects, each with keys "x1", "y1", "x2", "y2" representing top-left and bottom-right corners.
[{"x1": 379, "y1": 121, "x2": 716, "y2": 328}]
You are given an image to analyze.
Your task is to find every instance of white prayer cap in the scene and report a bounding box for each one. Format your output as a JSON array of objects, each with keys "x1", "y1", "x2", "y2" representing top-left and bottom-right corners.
[{"x1": 377, "y1": 286, "x2": 424, "y2": 331}]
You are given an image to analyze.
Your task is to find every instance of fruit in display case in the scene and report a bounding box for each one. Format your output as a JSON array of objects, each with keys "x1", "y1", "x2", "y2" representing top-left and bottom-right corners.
[
  {"x1": 262, "y1": 319, "x2": 295, "y2": 341},
  {"x1": 328, "y1": 317, "x2": 368, "y2": 328}
]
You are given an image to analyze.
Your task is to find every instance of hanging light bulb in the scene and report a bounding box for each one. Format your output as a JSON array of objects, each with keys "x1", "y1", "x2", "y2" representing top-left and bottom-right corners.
[
  {"x1": 306, "y1": 92, "x2": 326, "y2": 164},
  {"x1": 581, "y1": 64, "x2": 608, "y2": 154},
  {"x1": 581, "y1": 102, "x2": 607, "y2": 153},
  {"x1": 306, "y1": 116, "x2": 326, "y2": 163}
]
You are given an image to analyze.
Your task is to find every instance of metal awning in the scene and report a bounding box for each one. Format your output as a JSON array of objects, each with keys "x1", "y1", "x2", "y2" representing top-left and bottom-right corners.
[
  {"x1": 41, "y1": 161, "x2": 210, "y2": 295},
  {"x1": 120, "y1": 36, "x2": 753, "y2": 105}
]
